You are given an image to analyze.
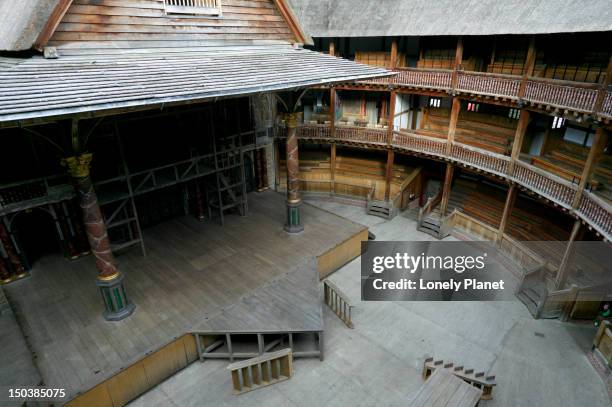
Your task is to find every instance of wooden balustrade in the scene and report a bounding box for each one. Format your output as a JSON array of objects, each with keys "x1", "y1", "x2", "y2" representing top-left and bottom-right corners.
[
  {"x1": 334, "y1": 125, "x2": 387, "y2": 145},
  {"x1": 601, "y1": 90, "x2": 612, "y2": 119},
  {"x1": 392, "y1": 67, "x2": 453, "y2": 90},
  {"x1": 456, "y1": 71, "x2": 521, "y2": 99},
  {"x1": 296, "y1": 123, "x2": 331, "y2": 140},
  {"x1": 451, "y1": 143, "x2": 510, "y2": 176},
  {"x1": 323, "y1": 279, "x2": 354, "y2": 328},
  {"x1": 227, "y1": 348, "x2": 293, "y2": 395},
  {"x1": 576, "y1": 191, "x2": 612, "y2": 239},
  {"x1": 511, "y1": 161, "x2": 577, "y2": 207},
  {"x1": 524, "y1": 78, "x2": 599, "y2": 112},
  {"x1": 392, "y1": 131, "x2": 446, "y2": 156},
  {"x1": 0, "y1": 175, "x2": 74, "y2": 216},
  {"x1": 355, "y1": 67, "x2": 610, "y2": 118}
]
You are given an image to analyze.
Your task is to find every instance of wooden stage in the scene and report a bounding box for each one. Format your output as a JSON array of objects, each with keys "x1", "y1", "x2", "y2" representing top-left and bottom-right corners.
[{"x1": 3, "y1": 191, "x2": 367, "y2": 404}]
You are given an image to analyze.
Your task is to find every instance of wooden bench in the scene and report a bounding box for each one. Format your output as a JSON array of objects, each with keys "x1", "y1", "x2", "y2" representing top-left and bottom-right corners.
[
  {"x1": 411, "y1": 369, "x2": 483, "y2": 407},
  {"x1": 227, "y1": 348, "x2": 293, "y2": 395}
]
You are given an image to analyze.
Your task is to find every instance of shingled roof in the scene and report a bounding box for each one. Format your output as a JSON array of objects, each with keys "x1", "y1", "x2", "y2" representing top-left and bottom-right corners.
[
  {"x1": 288, "y1": 0, "x2": 612, "y2": 37},
  {"x1": 0, "y1": 45, "x2": 390, "y2": 124}
]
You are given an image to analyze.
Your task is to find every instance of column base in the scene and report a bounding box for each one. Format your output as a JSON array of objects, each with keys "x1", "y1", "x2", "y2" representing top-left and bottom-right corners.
[
  {"x1": 284, "y1": 200, "x2": 304, "y2": 234},
  {"x1": 96, "y1": 272, "x2": 135, "y2": 321}
]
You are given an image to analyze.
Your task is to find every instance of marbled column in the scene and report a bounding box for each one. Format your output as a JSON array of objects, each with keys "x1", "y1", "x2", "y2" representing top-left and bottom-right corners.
[
  {"x1": 284, "y1": 113, "x2": 303, "y2": 233},
  {"x1": 63, "y1": 153, "x2": 134, "y2": 320},
  {"x1": 0, "y1": 220, "x2": 26, "y2": 282}
]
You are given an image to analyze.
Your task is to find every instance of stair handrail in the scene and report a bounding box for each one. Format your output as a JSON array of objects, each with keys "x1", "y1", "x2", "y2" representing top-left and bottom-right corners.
[{"x1": 418, "y1": 190, "x2": 443, "y2": 226}]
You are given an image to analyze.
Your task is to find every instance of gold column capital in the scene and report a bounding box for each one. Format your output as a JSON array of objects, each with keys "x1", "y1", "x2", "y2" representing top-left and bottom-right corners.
[
  {"x1": 62, "y1": 153, "x2": 93, "y2": 178},
  {"x1": 284, "y1": 112, "x2": 300, "y2": 128}
]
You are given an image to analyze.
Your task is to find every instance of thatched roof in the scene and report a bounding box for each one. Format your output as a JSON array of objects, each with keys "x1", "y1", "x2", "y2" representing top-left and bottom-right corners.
[
  {"x1": 288, "y1": 0, "x2": 612, "y2": 37},
  {"x1": 0, "y1": 0, "x2": 59, "y2": 51}
]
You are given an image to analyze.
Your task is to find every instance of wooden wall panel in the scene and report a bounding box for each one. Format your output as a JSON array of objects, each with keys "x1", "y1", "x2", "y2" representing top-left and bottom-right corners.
[
  {"x1": 49, "y1": 0, "x2": 296, "y2": 50},
  {"x1": 317, "y1": 228, "x2": 368, "y2": 279},
  {"x1": 65, "y1": 334, "x2": 211, "y2": 407}
]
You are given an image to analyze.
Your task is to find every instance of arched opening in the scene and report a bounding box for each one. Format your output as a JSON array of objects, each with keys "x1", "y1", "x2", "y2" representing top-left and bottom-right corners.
[{"x1": 11, "y1": 209, "x2": 62, "y2": 269}]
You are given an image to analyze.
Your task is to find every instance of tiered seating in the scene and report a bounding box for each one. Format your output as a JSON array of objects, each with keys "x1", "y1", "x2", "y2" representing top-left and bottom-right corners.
[
  {"x1": 531, "y1": 143, "x2": 612, "y2": 191},
  {"x1": 449, "y1": 179, "x2": 571, "y2": 241},
  {"x1": 418, "y1": 108, "x2": 516, "y2": 154}
]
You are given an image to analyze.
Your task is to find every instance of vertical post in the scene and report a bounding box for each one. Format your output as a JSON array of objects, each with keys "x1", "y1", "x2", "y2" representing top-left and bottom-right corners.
[
  {"x1": 390, "y1": 38, "x2": 398, "y2": 70},
  {"x1": 497, "y1": 184, "x2": 517, "y2": 242},
  {"x1": 274, "y1": 139, "x2": 280, "y2": 191},
  {"x1": 330, "y1": 87, "x2": 336, "y2": 138},
  {"x1": 518, "y1": 36, "x2": 537, "y2": 98},
  {"x1": 554, "y1": 219, "x2": 581, "y2": 290},
  {"x1": 330, "y1": 143, "x2": 336, "y2": 196},
  {"x1": 594, "y1": 56, "x2": 612, "y2": 115},
  {"x1": 329, "y1": 39, "x2": 335, "y2": 56},
  {"x1": 572, "y1": 127, "x2": 608, "y2": 208},
  {"x1": 446, "y1": 97, "x2": 461, "y2": 155},
  {"x1": 62, "y1": 153, "x2": 135, "y2": 321},
  {"x1": 384, "y1": 149, "x2": 395, "y2": 201},
  {"x1": 284, "y1": 112, "x2": 303, "y2": 233},
  {"x1": 508, "y1": 109, "x2": 530, "y2": 175},
  {"x1": 440, "y1": 163, "x2": 454, "y2": 216},
  {"x1": 387, "y1": 91, "x2": 397, "y2": 141},
  {"x1": 451, "y1": 37, "x2": 463, "y2": 90}
]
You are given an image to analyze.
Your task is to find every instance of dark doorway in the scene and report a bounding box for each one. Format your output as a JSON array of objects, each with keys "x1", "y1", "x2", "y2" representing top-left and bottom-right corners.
[{"x1": 11, "y1": 209, "x2": 61, "y2": 269}]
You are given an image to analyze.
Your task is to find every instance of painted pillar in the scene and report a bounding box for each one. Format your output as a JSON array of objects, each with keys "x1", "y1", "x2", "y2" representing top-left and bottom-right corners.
[
  {"x1": 255, "y1": 148, "x2": 269, "y2": 192},
  {"x1": 63, "y1": 153, "x2": 135, "y2": 321},
  {"x1": 0, "y1": 220, "x2": 27, "y2": 283},
  {"x1": 284, "y1": 112, "x2": 303, "y2": 233}
]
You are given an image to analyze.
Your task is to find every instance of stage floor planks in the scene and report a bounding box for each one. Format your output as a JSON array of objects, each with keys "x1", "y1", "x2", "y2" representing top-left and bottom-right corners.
[{"x1": 3, "y1": 191, "x2": 366, "y2": 401}]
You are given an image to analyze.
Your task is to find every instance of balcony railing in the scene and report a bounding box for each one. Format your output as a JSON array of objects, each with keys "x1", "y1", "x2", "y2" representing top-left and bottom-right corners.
[
  {"x1": 523, "y1": 78, "x2": 599, "y2": 113},
  {"x1": 456, "y1": 71, "x2": 521, "y2": 99},
  {"x1": 391, "y1": 131, "x2": 446, "y2": 157},
  {"x1": 356, "y1": 67, "x2": 610, "y2": 118},
  {"x1": 576, "y1": 191, "x2": 612, "y2": 238},
  {"x1": 509, "y1": 161, "x2": 577, "y2": 208},
  {"x1": 601, "y1": 91, "x2": 612, "y2": 119},
  {"x1": 279, "y1": 123, "x2": 610, "y2": 240},
  {"x1": 451, "y1": 142, "x2": 511, "y2": 176}
]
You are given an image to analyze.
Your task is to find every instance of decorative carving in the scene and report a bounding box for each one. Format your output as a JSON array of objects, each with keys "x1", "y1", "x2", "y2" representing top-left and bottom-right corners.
[{"x1": 62, "y1": 153, "x2": 93, "y2": 178}]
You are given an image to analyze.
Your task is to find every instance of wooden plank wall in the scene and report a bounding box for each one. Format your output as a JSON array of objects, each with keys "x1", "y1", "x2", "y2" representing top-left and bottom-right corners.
[
  {"x1": 317, "y1": 228, "x2": 368, "y2": 279},
  {"x1": 66, "y1": 334, "x2": 202, "y2": 407},
  {"x1": 49, "y1": 0, "x2": 296, "y2": 50}
]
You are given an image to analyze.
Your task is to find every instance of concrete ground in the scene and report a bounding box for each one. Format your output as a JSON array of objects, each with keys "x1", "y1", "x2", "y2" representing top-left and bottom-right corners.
[{"x1": 128, "y1": 199, "x2": 610, "y2": 407}]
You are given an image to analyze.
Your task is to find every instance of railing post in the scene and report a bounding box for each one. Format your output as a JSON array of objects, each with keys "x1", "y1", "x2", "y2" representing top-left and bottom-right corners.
[{"x1": 572, "y1": 126, "x2": 608, "y2": 208}]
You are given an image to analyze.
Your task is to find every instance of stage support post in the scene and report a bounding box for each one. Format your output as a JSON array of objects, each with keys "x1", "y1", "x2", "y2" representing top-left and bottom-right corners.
[
  {"x1": 63, "y1": 153, "x2": 135, "y2": 321},
  {"x1": 284, "y1": 112, "x2": 303, "y2": 233}
]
